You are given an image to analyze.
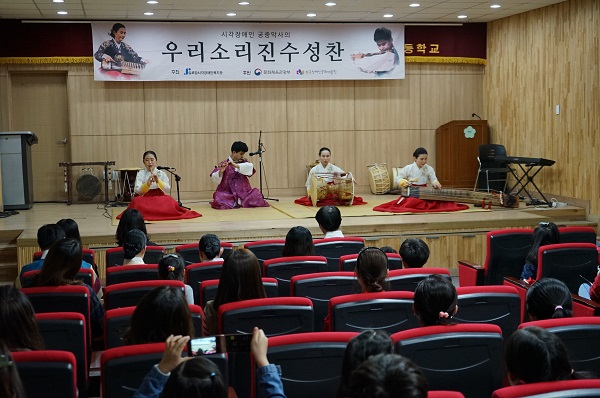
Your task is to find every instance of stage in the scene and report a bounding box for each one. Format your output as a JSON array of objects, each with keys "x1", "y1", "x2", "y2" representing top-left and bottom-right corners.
[{"x1": 1, "y1": 193, "x2": 595, "y2": 282}]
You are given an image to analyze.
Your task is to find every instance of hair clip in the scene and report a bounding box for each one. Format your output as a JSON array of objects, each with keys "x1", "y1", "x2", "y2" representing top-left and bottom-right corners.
[
  {"x1": 167, "y1": 265, "x2": 175, "y2": 272},
  {"x1": 0, "y1": 355, "x2": 14, "y2": 369},
  {"x1": 438, "y1": 311, "x2": 450, "y2": 319},
  {"x1": 554, "y1": 305, "x2": 563, "y2": 311},
  {"x1": 209, "y1": 372, "x2": 216, "y2": 380},
  {"x1": 163, "y1": 253, "x2": 179, "y2": 259}
]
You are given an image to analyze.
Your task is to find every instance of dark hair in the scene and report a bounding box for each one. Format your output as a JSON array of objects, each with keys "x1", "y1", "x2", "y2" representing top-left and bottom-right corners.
[
  {"x1": 412, "y1": 147, "x2": 428, "y2": 158},
  {"x1": 213, "y1": 249, "x2": 266, "y2": 310},
  {"x1": 35, "y1": 239, "x2": 83, "y2": 287},
  {"x1": 124, "y1": 286, "x2": 193, "y2": 345},
  {"x1": 336, "y1": 330, "x2": 394, "y2": 398},
  {"x1": 373, "y1": 27, "x2": 392, "y2": 42},
  {"x1": 282, "y1": 226, "x2": 315, "y2": 257},
  {"x1": 109, "y1": 23, "x2": 126, "y2": 37},
  {"x1": 0, "y1": 286, "x2": 44, "y2": 351},
  {"x1": 199, "y1": 234, "x2": 221, "y2": 260},
  {"x1": 319, "y1": 147, "x2": 331, "y2": 156},
  {"x1": 505, "y1": 327, "x2": 576, "y2": 384},
  {"x1": 116, "y1": 208, "x2": 149, "y2": 246},
  {"x1": 0, "y1": 344, "x2": 26, "y2": 398},
  {"x1": 231, "y1": 141, "x2": 248, "y2": 153},
  {"x1": 315, "y1": 205, "x2": 342, "y2": 232},
  {"x1": 348, "y1": 353, "x2": 428, "y2": 398},
  {"x1": 400, "y1": 238, "x2": 430, "y2": 268},
  {"x1": 56, "y1": 219, "x2": 82, "y2": 242},
  {"x1": 525, "y1": 222, "x2": 560, "y2": 266},
  {"x1": 37, "y1": 224, "x2": 66, "y2": 251},
  {"x1": 160, "y1": 357, "x2": 227, "y2": 398},
  {"x1": 413, "y1": 275, "x2": 457, "y2": 326},
  {"x1": 158, "y1": 253, "x2": 186, "y2": 281},
  {"x1": 356, "y1": 247, "x2": 389, "y2": 293},
  {"x1": 526, "y1": 278, "x2": 573, "y2": 320},
  {"x1": 123, "y1": 229, "x2": 147, "y2": 260},
  {"x1": 143, "y1": 150, "x2": 157, "y2": 161},
  {"x1": 379, "y1": 246, "x2": 397, "y2": 254}
]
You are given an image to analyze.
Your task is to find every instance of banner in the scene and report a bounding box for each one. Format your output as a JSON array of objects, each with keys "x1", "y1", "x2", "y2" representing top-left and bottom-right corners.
[{"x1": 91, "y1": 22, "x2": 405, "y2": 81}]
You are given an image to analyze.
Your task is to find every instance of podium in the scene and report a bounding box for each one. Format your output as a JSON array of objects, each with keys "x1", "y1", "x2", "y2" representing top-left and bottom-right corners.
[
  {"x1": 0, "y1": 131, "x2": 38, "y2": 210},
  {"x1": 435, "y1": 120, "x2": 489, "y2": 189}
]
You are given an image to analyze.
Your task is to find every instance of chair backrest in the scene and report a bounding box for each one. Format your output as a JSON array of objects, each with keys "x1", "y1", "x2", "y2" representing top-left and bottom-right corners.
[
  {"x1": 21, "y1": 268, "x2": 94, "y2": 288},
  {"x1": 33, "y1": 248, "x2": 96, "y2": 265},
  {"x1": 537, "y1": 243, "x2": 598, "y2": 293},
  {"x1": 455, "y1": 285, "x2": 521, "y2": 337},
  {"x1": 328, "y1": 291, "x2": 419, "y2": 333},
  {"x1": 175, "y1": 242, "x2": 234, "y2": 265},
  {"x1": 263, "y1": 255, "x2": 328, "y2": 296},
  {"x1": 339, "y1": 252, "x2": 403, "y2": 272},
  {"x1": 105, "y1": 264, "x2": 159, "y2": 286},
  {"x1": 185, "y1": 260, "x2": 224, "y2": 304},
  {"x1": 218, "y1": 297, "x2": 313, "y2": 336},
  {"x1": 103, "y1": 280, "x2": 185, "y2": 310},
  {"x1": 558, "y1": 226, "x2": 597, "y2": 244},
  {"x1": 314, "y1": 237, "x2": 365, "y2": 272},
  {"x1": 388, "y1": 267, "x2": 452, "y2": 292},
  {"x1": 252, "y1": 332, "x2": 358, "y2": 398},
  {"x1": 200, "y1": 277, "x2": 278, "y2": 308},
  {"x1": 428, "y1": 392, "x2": 465, "y2": 398},
  {"x1": 13, "y1": 350, "x2": 78, "y2": 398},
  {"x1": 392, "y1": 323, "x2": 504, "y2": 398},
  {"x1": 519, "y1": 317, "x2": 600, "y2": 373},
  {"x1": 35, "y1": 312, "x2": 88, "y2": 398},
  {"x1": 492, "y1": 379, "x2": 600, "y2": 398},
  {"x1": 105, "y1": 245, "x2": 166, "y2": 268},
  {"x1": 478, "y1": 144, "x2": 507, "y2": 165},
  {"x1": 484, "y1": 228, "x2": 534, "y2": 285},
  {"x1": 291, "y1": 271, "x2": 359, "y2": 331},
  {"x1": 244, "y1": 239, "x2": 286, "y2": 264}
]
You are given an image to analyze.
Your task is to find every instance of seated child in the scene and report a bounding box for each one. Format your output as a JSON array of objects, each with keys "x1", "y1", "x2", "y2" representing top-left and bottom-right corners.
[
  {"x1": 399, "y1": 238, "x2": 430, "y2": 268},
  {"x1": 413, "y1": 275, "x2": 457, "y2": 326},
  {"x1": 158, "y1": 253, "x2": 194, "y2": 305}
]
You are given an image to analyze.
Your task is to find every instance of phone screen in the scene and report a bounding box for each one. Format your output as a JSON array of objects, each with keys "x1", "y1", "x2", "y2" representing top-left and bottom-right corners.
[{"x1": 188, "y1": 336, "x2": 218, "y2": 356}]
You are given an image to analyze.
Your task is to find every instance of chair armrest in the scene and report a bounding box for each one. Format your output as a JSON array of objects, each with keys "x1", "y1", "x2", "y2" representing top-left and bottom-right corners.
[
  {"x1": 458, "y1": 260, "x2": 484, "y2": 286},
  {"x1": 572, "y1": 294, "x2": 600, "y2": 317},
  {"x1": 504, "y1": 277, "x2": 529, "y2": 323}
]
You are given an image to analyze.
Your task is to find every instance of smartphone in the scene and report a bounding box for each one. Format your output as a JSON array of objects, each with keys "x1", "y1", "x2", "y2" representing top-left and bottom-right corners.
[
  {"x1": 187, "y1": 336, "x2": 225, "y2": 356},
  {"x1": 224, "y1": 334, "x2": 253, "y2": 352}
]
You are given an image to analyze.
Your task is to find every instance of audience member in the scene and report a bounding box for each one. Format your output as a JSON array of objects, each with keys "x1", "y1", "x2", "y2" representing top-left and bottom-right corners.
[
  {"x1": 115, "y1": 208, "x2": 155, "y2": 246},
  {"x1": 336, "y1": 330, "x2": 394, "y2": 398},
  {"x1": 399, "y1": 238, "x2": 430, "y2": 268},
  {"x1": 526, "y1": 278, "x2": 572, "y2": 320},
  {"x1": 34, "y1": 239, "x2": 104, "y2": 339},
  {"x1": 505, "y1": 326, "x2": 594, "y2": 385},
  {"x1": 521, "y1": 222, "x2": 559, "y2": 281},
  {"x1": 356, "y1": 247, "x2": 389, "y2": 293},
  {"x1": 379, "y1": 246, "x2": 397, "y2": 254},
  {"x1": 16, "y1": 224, "x2": 66, "y2": 288},
  {"x1": 158, "y1": 253, "x2": 194, "y2": 304},
  {"x1": 0, "y1": 343, "x2": 26, "y2": 398},
  {"x1": 347, "y1": 353, "x2": 428, "y2": 398},
  {"x1": 282, "y1": 226, "x2": 316, "y2": 257},
  {"x1": 203, "y1": 249, "x2": 266, "y2": 336},
  {"x1": 124, "y1": 286, "x2": 193, "y2": 345},
  {"x1": 413, "y1": 274, "x2": 457, "y2": 326},
  {"x1": 0, "y1": 286, "x2": 44, "y2": 351},
  {"x1": 123, "y1": 229, "x2": 147, "y2": 265},
  {"x1": 315, "y1": 206, "x2": 343, "y2": 238},
  {"x1": 198, "y1": 233, "x2": 223, "y2": 262}
]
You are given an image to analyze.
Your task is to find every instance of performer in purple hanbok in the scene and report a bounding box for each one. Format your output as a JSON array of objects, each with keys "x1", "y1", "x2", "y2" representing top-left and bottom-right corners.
[{"x1": 210, "y1": 141, "x2": 269, "y2": 210}]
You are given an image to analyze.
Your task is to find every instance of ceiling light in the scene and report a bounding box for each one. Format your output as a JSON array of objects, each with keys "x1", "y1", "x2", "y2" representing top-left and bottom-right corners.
[
  {"x1": 147, "y1": 0, "x2": 158, "y2": 4},
  {"x1": 57, "y1": 11, "x2": 68, "y2": 14},
  {"x1": 409, "y1": 3, "x2": 420, "y2": 7},
  {"x1": 239, "y1": 1, "x2": 249, "y2": 4},
  {"x1": 227, "y1": 12, "x2": 237, "y2": 16},
  {"x1": 325, "y1": 2, "x2": 336, "y2": 6},
  {"x1": 457, "y1": 15, "x2": 468, "y2": 19},
  {"x1": 490, "y1": 4, "x2": 501, "y2": 8},
  {"x1": 144, "y1": 12, "x2": 154, "y2": 15},
  {"x1": 52, "y1": 0, "x2": 64, "y2": 3},
  {"x1": 383, "y1": 14, "x2": 393, "y2": 18},
  {"x1": 307, "y1": 13, "x2": 316, "y2": 17}
]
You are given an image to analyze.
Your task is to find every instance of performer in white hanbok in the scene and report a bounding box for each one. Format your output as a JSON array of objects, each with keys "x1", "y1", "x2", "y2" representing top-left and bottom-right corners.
[
  {"x1": 395, "y1": 147, "x2": 442, "y2": 189},
  {"x1": 305, "y1": 147, "x2": 345, "y2": 193}
]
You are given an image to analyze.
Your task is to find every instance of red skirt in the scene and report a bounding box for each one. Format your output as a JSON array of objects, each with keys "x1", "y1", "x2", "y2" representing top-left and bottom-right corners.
[
  {"x1": 117, "y1": 189, "x2": 202, "y2": 221},
  {"x1": 373, "y1": 196, "x2": 469, "y2": 213},
  {"x1": 294, "y1": 194, "x2": 367, "y2": 207}
]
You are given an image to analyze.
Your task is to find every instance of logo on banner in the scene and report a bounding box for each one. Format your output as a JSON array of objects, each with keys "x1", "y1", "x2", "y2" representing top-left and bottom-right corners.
[{"x1": 254, "y1": 68, "x2": 262, "y2": 76}]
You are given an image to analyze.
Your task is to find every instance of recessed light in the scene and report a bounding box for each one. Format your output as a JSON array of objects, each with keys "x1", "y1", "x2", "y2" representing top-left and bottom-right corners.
[
  {"x1": 383, "y1": 14, "x2": 394, "y2": 18},
  {"x1": 307, "y1": 13, "x2": 316, "y2": 17},
  {"x1": 53, "y1": 0, "x2": 64, "y2": 3},
  {"x1": 239, "y1": 1, "x2": 249, "y2": 5},
  {"x1": 144, "y1": 12, "x2": 154, "y2": 15},
  {"x1": 325, "y1": 2, "x2": 336, "y2": 6},
  {"x1": 457, "y1": 14, "x2": 468, "y2": 19},
  {"x1": 57, "y1": 10, "x2": 68, "y2": 14},
  {"x1": 490, "y1": 4, "x2": 501, "y2": 9},
  {"x1": 409, "y1": 3, "x2": 420, "y2": 7},
  {"x1": 227, "y1": 12, "x2": 237, "y2": 16},
  {"x1": 147, "y1": 0, "x2": 158, "y2": 4}
]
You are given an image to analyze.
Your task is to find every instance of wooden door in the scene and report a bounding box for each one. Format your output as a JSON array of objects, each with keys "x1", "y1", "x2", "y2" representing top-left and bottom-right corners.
[{"x1": 11, "y1": 73, "x2": 70, "y2": 202}]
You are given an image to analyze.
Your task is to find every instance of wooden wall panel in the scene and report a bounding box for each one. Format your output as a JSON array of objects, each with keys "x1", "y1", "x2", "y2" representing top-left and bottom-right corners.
[{"x1": 0, "y1": 66, "x2": 10, "y2": 131}]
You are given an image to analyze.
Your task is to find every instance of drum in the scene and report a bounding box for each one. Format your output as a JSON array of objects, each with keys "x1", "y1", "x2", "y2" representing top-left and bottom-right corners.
[
  {"x1": 391, "y1": 167, "x2": 402, "y2": 191},
  {"x1": 366, "y1": 163, "x2": 390, "y2": 195},
  {"x1": 309, "y1": 172, "x2": 355, "y2": 207},
  {"x1": 76, "y1": 174, "x2": 101, "y2": 200},
  {"x1": 116, "y1": 167, "x2": 142, "y2": 202}
]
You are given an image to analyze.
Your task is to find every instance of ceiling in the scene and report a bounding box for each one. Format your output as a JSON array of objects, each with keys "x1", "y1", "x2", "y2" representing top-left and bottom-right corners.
[{"x1": 0, "y1": 0, "x2": 566, "y2": 23}]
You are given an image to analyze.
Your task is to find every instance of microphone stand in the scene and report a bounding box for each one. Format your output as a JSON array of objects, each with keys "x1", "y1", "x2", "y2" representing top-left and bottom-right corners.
[
  {"x1": 252, "y1": 135, "x2": 279, "y2": 202},
  {"x1": 161, "y1": 168, "x2": 191, "y2": 210}
]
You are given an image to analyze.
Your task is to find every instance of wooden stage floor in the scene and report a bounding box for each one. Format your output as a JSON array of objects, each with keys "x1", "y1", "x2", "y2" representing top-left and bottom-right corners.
[{"x1": 1, "y1": 193, "x2": 594, "y2": 280}]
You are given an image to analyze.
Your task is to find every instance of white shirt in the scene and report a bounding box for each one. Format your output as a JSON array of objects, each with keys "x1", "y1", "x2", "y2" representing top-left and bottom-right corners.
[
  {"x1": 395, "y1": 162, "x2": 439, "y2": 186},
  {"x1": 324, "y1": 230, "x2": 345, "y2": 238},
  {"x1": 123, "y1": 256, "x2": 145, "y2": 266},
  {"x1": 306, "y1": 162, "x2": 345, "y2": 190},
  {"x1": 134, "y1": 168, "x2": 170, "y2": 194},
  {"x1": 211, "y1": 157, "x2": 254, "y2": 184}
]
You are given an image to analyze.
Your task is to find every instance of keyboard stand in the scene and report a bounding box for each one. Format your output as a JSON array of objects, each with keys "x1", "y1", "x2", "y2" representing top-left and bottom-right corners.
[{"x1": 506, "y1": 163, "x2": 551, "y2": 206}]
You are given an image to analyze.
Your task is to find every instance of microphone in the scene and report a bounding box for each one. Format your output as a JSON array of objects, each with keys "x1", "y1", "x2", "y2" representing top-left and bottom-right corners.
[
  {"x1": 157, "y1": 166, "x2": 172, "y2": 170},
  {"x1": 472, "y1": 113, "x2": 482, "y2": 120},
  {"x1": 249, "y1": 150, "x2": 260, "y2": 156}
]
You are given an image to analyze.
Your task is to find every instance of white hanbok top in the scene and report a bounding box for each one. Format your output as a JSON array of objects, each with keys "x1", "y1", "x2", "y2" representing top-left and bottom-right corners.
[
  {"x1": 134, "y1": 168, "x2": 170, "y2": 194},
  {"x1": 394, "y1": 162, "x2": 439, "y2": 186},
  {"x1": 306, "y1": 162, "x2": 345, "y2": 190},
  {"x1": 211, "y1": 157, "x2": 254, "y2": 184}
]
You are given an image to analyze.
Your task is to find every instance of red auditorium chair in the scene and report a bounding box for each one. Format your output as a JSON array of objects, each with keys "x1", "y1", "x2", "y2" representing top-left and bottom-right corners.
[
  {"x1": 428, "y1": 392, "x2": 465, "y2": 398},
  {"x1": 458, "y1": 228, "x2": 533, "y2": 286},
  {"x1": 175, "y1": 241, "x2": 233, "y2": 264},
  {"x1": 251, "y1": 332, "x2": 358, "y2": 398},
  {"x1": 388, "y1": 267, "x2": 452, "y2": 292},
  {"x1": 263, "y1": 255, "x2": 328, "y2": 296},
  {"x1": 185, "y1": 260, "x2": 224, "y2": 304},
  {"x1": 492, "y1": 379, "x2": 600, "y2": 398},
  {"x1": 105, "y1": 245, "x2": 165, "y2": 268},
  {"x1": 21, "y1": 267, "x2": 95, "y2": 288},
  {"x1": 313, "y1": 236, "x2": 365, "y2": 272},
  {"x1": 103, "y1": 280, "x2": 185, "y2": 310},
  {"x1": 199, "y1": 277, "x2": 278, "y2": 308},
  {"x1": 244, "y1": 239, "x2": 286, "y2": 264},
  {"x1": 326, "y1": 290, "x2": 418, "y2": 333},
  {"x1": 291, "y1": 271, "x2": 359, "y2": 331},
  {"x1": 534, "y1": 243, "x2": 597, "y2": 294},
  {"x1": 393, "y1": 323, "x2": 504, "y2": 398},
  {"x1": 35, "y1": 312, "x2": 88, "y2": 398},
  {"x1": 13, "y1": 350, "x2": 78, "y2": 398},
  {"x1": 339, "y1": 252, "x2": 403, "y2": 271},
  {"x1": 519, "y1": 317, "x2": 600, "y2": 373},
  {"x1": 105, "y1": 263, "x2": 159, "y2": 285},
  {"x1": 454, "y1": 285, "x2": 521, "y2": 337},
  {"x1": 558, "y1": 226, "x2": 597, "y2": 244},
  {"x1": 572, "y1": 294, "x2": 600, "y2": 317},
  {"x1": 34, "y1": 247, "x2": 96, "y2": 267}
]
